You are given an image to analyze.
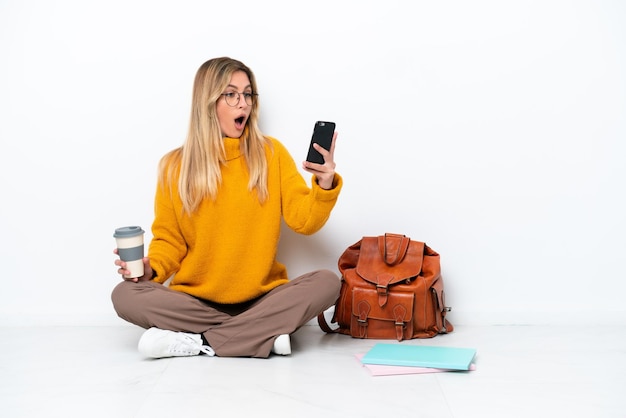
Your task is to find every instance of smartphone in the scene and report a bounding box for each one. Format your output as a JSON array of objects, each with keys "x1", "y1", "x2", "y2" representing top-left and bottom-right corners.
[{"x1": 306, "y1": 121, "x2": 335, "y2": 164}]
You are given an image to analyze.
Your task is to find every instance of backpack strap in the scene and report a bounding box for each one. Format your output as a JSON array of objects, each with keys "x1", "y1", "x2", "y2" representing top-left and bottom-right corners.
[
  {"x1": 317, "y1": 312, "x2": 338, "y2": 334},
  {"x1": 392, "y1": 304, "x2": 408, "y2": 341}
]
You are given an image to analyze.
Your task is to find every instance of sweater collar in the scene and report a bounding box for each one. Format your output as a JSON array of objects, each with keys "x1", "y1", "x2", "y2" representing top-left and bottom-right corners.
[{"x1": 223, "y1": 137, "x2": 242, "y2": 161}]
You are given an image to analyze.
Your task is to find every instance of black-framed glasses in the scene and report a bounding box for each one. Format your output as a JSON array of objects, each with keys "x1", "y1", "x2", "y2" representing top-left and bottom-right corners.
[{"x1": 220, "y1": 91, "x2": 258, "y2": 107}]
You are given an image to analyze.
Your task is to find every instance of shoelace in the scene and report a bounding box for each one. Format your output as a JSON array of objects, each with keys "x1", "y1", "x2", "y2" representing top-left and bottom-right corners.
[{"x1": 176, "y1": 333, "x2": 216, "y2": 357}]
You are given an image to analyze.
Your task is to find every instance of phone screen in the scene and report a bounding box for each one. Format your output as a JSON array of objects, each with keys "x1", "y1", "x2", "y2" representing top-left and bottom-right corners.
[{"x1": 306, "y1": 121, "x2": 335, "y2": 164}]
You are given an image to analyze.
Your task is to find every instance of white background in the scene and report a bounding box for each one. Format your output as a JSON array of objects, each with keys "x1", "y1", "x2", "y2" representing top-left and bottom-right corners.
[{"x1": 0, "y1": 0, "x2": 624, "y2": 326}]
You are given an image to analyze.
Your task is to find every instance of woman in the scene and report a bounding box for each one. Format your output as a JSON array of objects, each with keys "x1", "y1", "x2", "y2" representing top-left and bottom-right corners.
[{"x1": 111, "y1": 57, "x2": 342, "y2": 359}]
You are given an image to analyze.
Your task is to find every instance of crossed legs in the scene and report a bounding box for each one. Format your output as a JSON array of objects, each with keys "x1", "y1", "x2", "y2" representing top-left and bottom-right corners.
[{"x1": 111, "y1": 269, "x2": 340, "y2": 358}]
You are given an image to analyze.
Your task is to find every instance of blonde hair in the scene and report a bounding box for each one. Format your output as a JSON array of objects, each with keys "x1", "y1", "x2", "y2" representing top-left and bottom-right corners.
[{"x1": 158, "y1": 57, "x2": 270, "y2": 215}]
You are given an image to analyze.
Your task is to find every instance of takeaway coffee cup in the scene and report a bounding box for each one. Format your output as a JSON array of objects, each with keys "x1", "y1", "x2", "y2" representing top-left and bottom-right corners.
[{"x1": 113, "y1": 226, "x2": 145, "y2": 278}]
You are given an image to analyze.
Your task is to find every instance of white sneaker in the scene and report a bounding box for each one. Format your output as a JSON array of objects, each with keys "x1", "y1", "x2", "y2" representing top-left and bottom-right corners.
[
  {"x1": 271, "y1": 334, "x2": 291, "y2": 355},
  {"x1": 138, "y1": 327, "x2": 215, "y2": 358}
]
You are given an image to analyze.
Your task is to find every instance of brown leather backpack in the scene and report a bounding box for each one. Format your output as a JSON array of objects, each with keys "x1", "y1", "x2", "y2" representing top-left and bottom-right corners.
[{"x1": 318, "y1": 233, "x2": 453, "y2": 340}]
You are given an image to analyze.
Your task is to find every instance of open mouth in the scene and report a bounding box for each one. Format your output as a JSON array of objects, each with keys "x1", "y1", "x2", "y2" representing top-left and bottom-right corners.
[{"x1": 235, "y1": 116, "x2": 246, "y2": 130}]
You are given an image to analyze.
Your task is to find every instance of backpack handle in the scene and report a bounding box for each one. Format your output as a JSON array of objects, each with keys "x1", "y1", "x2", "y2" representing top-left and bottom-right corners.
[{"x1": 379, "y1": 233, "x2": 410, "y2": 266}]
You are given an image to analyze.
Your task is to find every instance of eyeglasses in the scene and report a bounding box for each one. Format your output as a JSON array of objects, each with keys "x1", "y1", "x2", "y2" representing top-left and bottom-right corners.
[{"x1": 220, "y1": 91, "x2": 258, "y2": 107}]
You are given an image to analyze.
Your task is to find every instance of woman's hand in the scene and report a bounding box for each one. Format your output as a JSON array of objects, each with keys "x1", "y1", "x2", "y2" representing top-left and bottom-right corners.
[
  {"x1": 302, "y1": 131, "x2": 337, "y2": 190},
  {"x1": 113, "y1": 249, "x2": 153, "y2": 283}
]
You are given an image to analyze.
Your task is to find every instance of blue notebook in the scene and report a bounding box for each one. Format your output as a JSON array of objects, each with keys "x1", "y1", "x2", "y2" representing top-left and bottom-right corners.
[{"x1": 361, "y1": 343, "x2": 476, "y2": 371}]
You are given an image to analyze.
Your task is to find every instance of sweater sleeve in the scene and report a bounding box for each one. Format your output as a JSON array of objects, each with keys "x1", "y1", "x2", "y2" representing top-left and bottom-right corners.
[
  {"x1": 274, "y1": 139, "x2": 343, "y2": 235},
  {"x1": 147, "y1": 180, "x2": 187, "y2": 283}
]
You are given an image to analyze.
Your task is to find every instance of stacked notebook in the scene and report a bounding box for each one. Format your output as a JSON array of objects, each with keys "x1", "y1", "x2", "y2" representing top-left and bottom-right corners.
[{"x1": 357, "y1": 343, "x2": 477, "y2": 376}]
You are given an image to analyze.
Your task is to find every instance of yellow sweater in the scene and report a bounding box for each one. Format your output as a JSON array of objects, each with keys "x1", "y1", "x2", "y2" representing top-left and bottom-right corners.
[{"x1": 148, "y1": 136, "x2": 343, "y2": 304}]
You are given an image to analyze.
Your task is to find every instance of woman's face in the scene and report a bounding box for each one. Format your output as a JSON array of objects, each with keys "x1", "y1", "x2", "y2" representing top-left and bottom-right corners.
[{"x1": 217, "y1": 70, "x2": 253, "y2": 138}]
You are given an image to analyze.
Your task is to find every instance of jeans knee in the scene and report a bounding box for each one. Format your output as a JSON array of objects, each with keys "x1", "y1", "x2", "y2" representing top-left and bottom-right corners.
[
  {"x1": 110, "y1": 281, "x2": 136, "y2": 317},
  {"x1": 316, "y1": 269, "x2": 341, "y2": 299},
  {"x1": 111, "y1": 280, "x2": 126, "y2": 302}
]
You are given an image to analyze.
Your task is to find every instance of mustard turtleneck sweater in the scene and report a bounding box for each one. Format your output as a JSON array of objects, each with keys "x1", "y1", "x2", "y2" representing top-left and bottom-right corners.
[{"x1": 148, "y1": 136, "x2": 343, "y2": 304}]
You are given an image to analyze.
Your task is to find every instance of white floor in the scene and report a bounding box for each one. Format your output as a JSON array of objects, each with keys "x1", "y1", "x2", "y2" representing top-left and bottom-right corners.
[{"x1": 1, "y1": 323, "x2": 624, "y2": 418}]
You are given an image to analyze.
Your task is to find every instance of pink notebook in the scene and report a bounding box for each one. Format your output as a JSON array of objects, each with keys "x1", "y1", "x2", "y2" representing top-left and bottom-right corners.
[{"x1": 356, "y1": 354, "x2": 476, "y2": 376}]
